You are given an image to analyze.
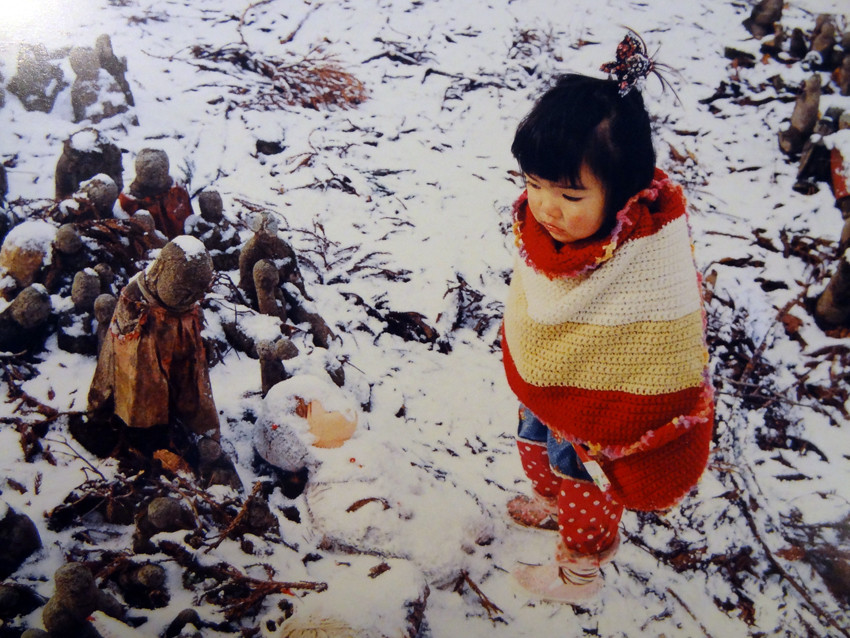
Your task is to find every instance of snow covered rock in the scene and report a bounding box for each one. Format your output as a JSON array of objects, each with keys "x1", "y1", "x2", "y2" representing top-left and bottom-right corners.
[{"x1": 264, "y1": 555, "x2": 428, "y2": 638}]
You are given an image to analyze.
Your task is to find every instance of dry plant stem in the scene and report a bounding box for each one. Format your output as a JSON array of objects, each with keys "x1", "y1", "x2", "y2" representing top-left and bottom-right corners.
[
  {"x1": 205, "y1": 481, "x2": 263, "y2": 552},
  {"x1": 238, "y1": 0, "x2": 275, "y2": 45},
  {"x1": 665, "y1": 588, "x2": 714, "y2": 638},
  {"x1": 168, "y1": 475, "x2": 224, "y2": 522},
  {"x1": 454, "y1": 570, "x2": 503, "y2": 619},
  {"x1": 2, "y1": 362, "x2": 59, "y2": 418},
  {"x1": 43, "y1": 435, "x2": 107, "y2": 480},
  {"x1": 346, "y1": 497, "x2": 390, "y2": 513},
  {"x1": 727, "y1": 473, "x2": 849, "y2": 638},
  {"x1": 158, "y1": 540, "x2": 327, "y2": 621},
  {"x1": 739, "y1": 292, "x2": 806, "y2": 383}
]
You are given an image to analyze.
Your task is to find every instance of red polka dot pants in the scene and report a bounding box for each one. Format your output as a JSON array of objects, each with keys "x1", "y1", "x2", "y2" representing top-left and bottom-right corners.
[
  {"x1": 516, "y1": 439, "x2": 623, "y2": 555},
  {"x1": 516, "y1": 440, "x2": 561, "y2": 498}
]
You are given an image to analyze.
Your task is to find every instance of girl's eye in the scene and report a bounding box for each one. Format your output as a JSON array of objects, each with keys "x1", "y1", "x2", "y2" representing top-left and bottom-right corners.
[{"x1": 562, "y1": 194, "x2": 582, "y2": 202}]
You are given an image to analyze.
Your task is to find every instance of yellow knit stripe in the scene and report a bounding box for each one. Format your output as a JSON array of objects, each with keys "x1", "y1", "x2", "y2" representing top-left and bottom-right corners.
[{"x1": 504, "y1": 285, "x2": 707, "y2": 395}]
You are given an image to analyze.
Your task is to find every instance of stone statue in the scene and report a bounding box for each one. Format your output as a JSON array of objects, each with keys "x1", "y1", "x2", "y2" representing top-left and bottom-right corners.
[{"x1": 118, "y1": 149, "x2": 193, "y2": 239}]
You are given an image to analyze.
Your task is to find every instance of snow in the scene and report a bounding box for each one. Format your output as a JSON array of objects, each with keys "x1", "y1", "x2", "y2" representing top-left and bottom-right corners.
[
  {"x1": 171, "y1": 234, "x2": 207, "y2": 259},
  {"x1": 68, "y1": 128, "x2": 101, "y2": 153},
  {"x1": 0, "y1": 0, "x2": 849, "y2": 636},
  {"x1": 0, "y1": 220, "x2": 56, "y2": 254}
]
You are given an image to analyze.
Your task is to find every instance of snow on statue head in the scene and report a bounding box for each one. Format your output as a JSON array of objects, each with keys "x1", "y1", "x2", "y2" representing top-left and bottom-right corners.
[
  {"x1": 144, "y1": 236, "x2": 213, "y2": 311},
  {"x1": 254, "y1": 375, "x2": 359, "y2": 473}
]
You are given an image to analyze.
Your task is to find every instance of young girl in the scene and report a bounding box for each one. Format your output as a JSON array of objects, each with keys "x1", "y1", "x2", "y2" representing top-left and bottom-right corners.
[{"x1": 501, "y1": 34, "x2": 714, "y2": 603}]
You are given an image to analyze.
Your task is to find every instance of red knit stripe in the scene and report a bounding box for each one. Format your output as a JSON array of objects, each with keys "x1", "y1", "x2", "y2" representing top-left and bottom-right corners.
[
  {"x1": 503, "y1": 337, "x2": 703, "y2": 444},
  {"x1": 503, "y1": 335, "x2": 714, "y2": 511}
]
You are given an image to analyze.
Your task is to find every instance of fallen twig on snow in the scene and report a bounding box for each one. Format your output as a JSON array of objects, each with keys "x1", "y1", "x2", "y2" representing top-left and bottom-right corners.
[
  {"x1": 205, "y1": 481, "x2": 263, "y2": 552},
  {"x1": 665, "y1": 587, "x2": 714, "y2": 638},
  {"x1": 158, "y1": 540, "x2": 327, "y2": 621},
  {"x1": 727, "y1": 473, "x2": 850, "y2": 638},
  {"x1": 452, "y1": 570, "x2": 503, "y2": 620}
]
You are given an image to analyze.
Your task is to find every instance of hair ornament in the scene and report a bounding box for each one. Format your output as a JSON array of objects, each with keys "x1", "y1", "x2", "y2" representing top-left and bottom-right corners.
[{"x1": 600, "y1": 30, "x2": 677, "y2": 98}]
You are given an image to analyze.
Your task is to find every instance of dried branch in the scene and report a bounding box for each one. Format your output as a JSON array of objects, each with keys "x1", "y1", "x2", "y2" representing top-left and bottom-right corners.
[
  {"x1": 666, "y1": 587, "x2": 714, "y2": 638},
  {"x1": 453, "y1": 570, "x2": 502, "y2": 620},
  {"x1": 728, "y1": 474, "x2": 849, "y2": 638},
  {"x1": 205, "y1": 481, "x2": 263, "y2": 552},
  {"x1": 43, "y1": 435, "x2": 107, "y2": 481},
  {"x1": 158, "y1": 540, "x2": 327, "y2": 621},
  {"x1": 190, "y1": 42, "x2": 367, "y2": 110}
]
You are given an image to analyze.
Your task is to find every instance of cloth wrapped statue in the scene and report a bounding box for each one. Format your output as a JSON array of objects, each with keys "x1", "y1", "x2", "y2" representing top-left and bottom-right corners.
[{"x1": 88, "y1": 236, "x2": 218, "y2": 438}]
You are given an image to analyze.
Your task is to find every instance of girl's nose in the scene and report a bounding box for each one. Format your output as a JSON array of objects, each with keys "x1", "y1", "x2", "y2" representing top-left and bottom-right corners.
[{"x1": 539, "y1": 196, "x2": 560, "y2": 219}]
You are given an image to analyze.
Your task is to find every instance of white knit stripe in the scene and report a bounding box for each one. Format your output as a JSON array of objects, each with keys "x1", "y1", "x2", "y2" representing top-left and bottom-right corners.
[{"x1": 518, "y1": 216, "x2": 702, "y2": 327}]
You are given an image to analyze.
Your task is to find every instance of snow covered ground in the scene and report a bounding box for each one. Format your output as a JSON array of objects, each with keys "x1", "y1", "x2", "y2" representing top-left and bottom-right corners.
[{"x1": 1, "y1": 0, "x2": 849, "y2": 636}]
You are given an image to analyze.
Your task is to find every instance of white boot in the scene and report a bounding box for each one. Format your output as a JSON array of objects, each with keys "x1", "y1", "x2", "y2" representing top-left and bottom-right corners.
[{"x1": 513, "y1": 535, "x2": 619, "y2": 604}]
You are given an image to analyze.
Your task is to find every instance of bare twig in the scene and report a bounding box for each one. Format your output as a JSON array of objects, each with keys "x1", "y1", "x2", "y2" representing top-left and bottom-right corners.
[
  {"x1": 43, "y1": 436, "x2": 107, "y2": 481},
  {"x1": 158, "y1": 540, "x2": 327, "y2": 621},
  {"x1": 666, "y1": 588, "x2": 714, "y2": 638},
  {"x1": 454, "y1": 570, "x2": 502, "y2": 620},
  {"x1": 205, "y1": 481, "x2": 263, "y2": 552},
  {"x1": 728, "y1": 474, "x2": 850, "y2": 638}
]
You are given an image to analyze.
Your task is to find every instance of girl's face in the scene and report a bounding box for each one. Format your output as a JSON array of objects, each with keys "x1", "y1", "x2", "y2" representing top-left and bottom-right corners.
[{"x1": 524, "y1": 164, "x2": 607, "y2": 243}]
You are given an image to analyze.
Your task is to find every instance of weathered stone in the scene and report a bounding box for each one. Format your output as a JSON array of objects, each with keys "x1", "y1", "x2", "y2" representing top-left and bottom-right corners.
[
  {"x1": 779, "y1": 75, "x2": 821, "y2": 156},
  {"x1": 70, "y1": 41, "x2": 132, "y2": 124},
  {"x1": 79, "y1": 174, "x2": 119, "y2": 216},
  {"x1": 147, "y1": 238, "x2": 214, "y2": 311},
  {"x1": 198, "y1": 190, "x2": 223, "y2": 223},
  {"x1": 69, "y1": 46, "x2": 100, "y2": 123},
  {"x1": 93, "y1": 292, "x2": 117, "y2": 323},
  {"x1": 95, "y1": 34, "x2": 134, "y2": 107},
  {"x1": 165, "y1": 609, "x2": 203, "y2": 638},
  {"x1": 146, "y1": 497, "x2": 195, "y2": 533},
  {"x1": 197, "y1": 437, "x2": 243, "y2": 490},
  {"x1": 742, "y1": 0, "x2": 782, "y2": 39},
  {"x1": 130, "y1": 148, "x2": 172, "y2": 196},
  {"x1": 258, "y1": 338, "x2": 299, "y2": 396},
  {"x1": 808, "y1": 16, "x2": 837, "y2": 70},
  {"x1": 0, "y1": 285, "x2": 52, "y2": 352},
  {"x1": 7, "y1": 44, "x2": 67, "y2": 113},
  {"x1": 0, "y1": 220, "x2": 56, "y2": 288},
  {"x1": 0, "y1": 507, "x2": 42, "y2": 579},
  {"x1": 188, "y1": 190, "x2": 240, "y2": 270},
  {"x1": 54, "y1": 224, "x2": 84, "y2": 255},
  {"x1": 254, "y1": 258, "x2": 284, "y2": 320},
  {"x1": 256, "y1": 139, "x2": 286, "y2": 155},
  {"x1": 789, "y1": 28, "x2": 808, "y2": 60},
  {"x1": 57, "y1": 311, "x2": 97, "y2": 356},
  {"x1": 93, "y1": 293, "x2": 117, "y2": 352},
  {"x1": 71, "y1": 269, "x2": 101, "y2": 313},
  {"x1": 42, "y1": 562, "x2": 125, "y2": 638},
  {"x1": 239, "y1": 213, "x2": 306, "y2": 304},
  {"x1": 8, "y1": 285, "x2": 51, "y2": 329},
  {"x1": 55, "y1": 128, "x2": 123, "y2": 200},
  {"x1": 120, "y1": 149, "x2": 194, "y2": 239},
  {"x1": 816, "y1": 250, "x2": 850, "y2": 327}
]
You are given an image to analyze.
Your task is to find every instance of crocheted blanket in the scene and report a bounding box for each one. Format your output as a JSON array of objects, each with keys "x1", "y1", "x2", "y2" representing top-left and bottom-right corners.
[{"x1": 502, "y1": 169, "x2": 714, "y2": 511}]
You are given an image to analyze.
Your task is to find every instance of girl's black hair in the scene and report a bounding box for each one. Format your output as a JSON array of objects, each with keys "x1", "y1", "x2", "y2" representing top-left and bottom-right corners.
[{"x1": 511, "y1": 74, "x2": 656, "y2": 223}]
